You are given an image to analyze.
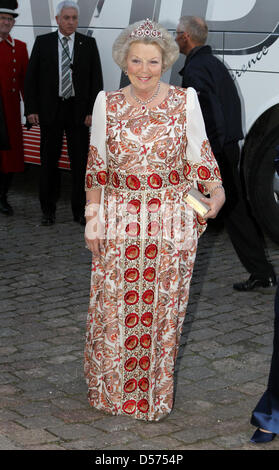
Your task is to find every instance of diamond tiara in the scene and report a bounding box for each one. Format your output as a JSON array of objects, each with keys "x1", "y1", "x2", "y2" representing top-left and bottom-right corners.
[{"x1": 129, "y1": 18, "x2": 163, "y2": 39}]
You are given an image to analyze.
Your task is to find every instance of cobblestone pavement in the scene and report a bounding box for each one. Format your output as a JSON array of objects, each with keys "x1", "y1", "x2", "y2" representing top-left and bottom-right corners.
[{"x1": 1, "y1": 164, "x2": 279, "y2": 451}]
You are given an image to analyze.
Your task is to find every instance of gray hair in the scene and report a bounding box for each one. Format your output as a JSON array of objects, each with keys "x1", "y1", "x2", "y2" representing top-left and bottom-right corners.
[
  {"x1": 179, "y1": 16, "x2": 208, "y2": 45},
  {"x1": 112, "y1": 20, "x2": 179, "y2": 74},
  {"x1": 56, "y1": 1, "x2": 80, "y2": 16}
]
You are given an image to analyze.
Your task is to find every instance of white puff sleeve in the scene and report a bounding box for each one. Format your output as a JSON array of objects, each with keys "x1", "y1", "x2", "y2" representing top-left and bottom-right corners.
[
  {"x1": 185, "y1": 87, "x2": 221, "y2": 191},
  {"x1": 85, "y1": 91, "x2": 107, "y2": 191}
]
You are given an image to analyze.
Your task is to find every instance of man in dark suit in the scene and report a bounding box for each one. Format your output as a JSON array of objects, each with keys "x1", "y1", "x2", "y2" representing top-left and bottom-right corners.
[
  {"x1": 175, "y1": 16, "x2": 276, "y2": 291},
  {"x1": 24, "y1": 0, "x2": 103, "y2": 226}
]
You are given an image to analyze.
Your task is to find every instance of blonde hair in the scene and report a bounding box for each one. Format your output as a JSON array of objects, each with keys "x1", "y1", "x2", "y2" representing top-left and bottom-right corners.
[{"x1": 112, "y1": 20, "x2": 179, "y2": 73}]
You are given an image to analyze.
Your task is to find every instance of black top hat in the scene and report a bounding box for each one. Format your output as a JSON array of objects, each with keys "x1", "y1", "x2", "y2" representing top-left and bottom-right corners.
[{"x1": 0, "y1": 1, "x2": 19, "y2": 17}]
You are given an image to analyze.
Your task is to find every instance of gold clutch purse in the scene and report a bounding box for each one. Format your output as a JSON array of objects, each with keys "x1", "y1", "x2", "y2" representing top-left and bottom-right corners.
[{"x1": 183, "y1": 187, "x2": 209, "y2": 217}]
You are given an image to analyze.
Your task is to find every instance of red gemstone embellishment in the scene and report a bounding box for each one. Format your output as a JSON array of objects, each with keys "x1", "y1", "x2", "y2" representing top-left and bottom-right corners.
[
  {"x1": 125, "y1": 313, "x2": 139, "y2": 328},
  {"x1": 97, "y1": 171, "x2": 107, "y2": 185},
  {"x1": 147, "y1": 173, "x2": 162, "y2": 189},
  {"x1": 147, "y1": 198, "x2": 161, "y2": 213},
  {"x1": 124, "y1": 378, "x2": 137, "y2": 393},
  {"x1": 169, "y1": 170, "x2": 180, "y2": 185},
  {"x1": 143, "y1": 267, "x2": 156, "y2": 282},
  {"x1": 125, "y1": 245, "x2": 140, "y2": 260},
  {"x1": 138, "y1": 377, "x2": 149, "y2": 392},
  {"x1": 142, "y1": 289, "x2": 154, "y2": 305},
  {"x1": 139, "y1": 356, "x2": 150, "y2": 370},
  {"x1": 137, "y1": 398, "x2": 149, "y2": 413},
  {"x1": 127, "y1": 199, "x2": 141, "y2": 214},
  {"x1": 123, "y1": 400, "x2": 136, "y2": 414},
  {"x1": 140, "y1": 333, "x2": 151, "y2": 349},
  {"x1": 124, "y1": 268, "x2": 140, "y2": 283},
  {"x1": 141, "y1": 312, "x2": 153, "y2": 327},
  {"x1": 125, "y1": 335, "x2": 139, "y2": 350},
  {"x1": 145, "y1": 244, "x2": 158, "y2": 259},
  {"x1": 124, "y1": 357, "x2": 138, "y2": 372},
  {"x1": 126, "y1": 175, "x2": 141, "y2": 190},
  {"x1": 124, "y1": 290, "x2": 139, "y2": 305}
]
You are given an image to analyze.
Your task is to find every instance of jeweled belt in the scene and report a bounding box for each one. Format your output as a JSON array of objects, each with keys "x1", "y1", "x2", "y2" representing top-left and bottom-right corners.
[{"x1": 91, "y1": 165, "x2": 191, "y2": 191}]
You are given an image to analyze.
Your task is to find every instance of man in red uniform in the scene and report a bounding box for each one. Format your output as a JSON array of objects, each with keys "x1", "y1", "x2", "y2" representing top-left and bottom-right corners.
[{"x1": 0, "y1": 0, "x2": 28, "y2": 215}]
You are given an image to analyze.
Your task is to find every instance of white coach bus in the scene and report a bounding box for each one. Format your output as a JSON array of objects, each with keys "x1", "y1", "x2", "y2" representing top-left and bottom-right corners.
[{"x1": 13, "y1": 0, "x2": 279, "y2": 243}]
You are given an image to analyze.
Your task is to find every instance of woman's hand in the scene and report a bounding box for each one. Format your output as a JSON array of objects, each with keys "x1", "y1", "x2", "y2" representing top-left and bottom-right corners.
[
  {"x1": 202, "y1": 186, "x2": 225, "y2": 219},
  {"x1": 84, "y1": 195, "x2": 103, "y2": 256},
  {"x1": 84, "y1": 215, "x2": 104, "y2": 256}
]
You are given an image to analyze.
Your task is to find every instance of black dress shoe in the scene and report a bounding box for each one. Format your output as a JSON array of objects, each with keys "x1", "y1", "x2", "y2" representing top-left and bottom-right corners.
[
  {"x1": 250, "y1": 428, "x2": 276, "y2": 443},
  {"x1": 0, "y1": 196, "x2": 13, "y2": 215},
  {"x1": 41, "y1": 213, "x2": 55, "y2": 226},
  {"x1": 233, "y1": 274, "x2": 277, "y2": 291}
]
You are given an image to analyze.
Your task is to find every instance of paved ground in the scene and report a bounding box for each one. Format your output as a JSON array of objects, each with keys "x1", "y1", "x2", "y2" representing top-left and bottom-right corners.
[{"x1": 1, "y1": 164, "x2": 279, "y2": 451}]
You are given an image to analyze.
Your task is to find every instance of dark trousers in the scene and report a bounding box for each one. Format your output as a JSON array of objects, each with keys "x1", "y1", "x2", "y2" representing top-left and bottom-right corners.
[
  {"x1": 0, "y1": 171, "x2": 13, "y2": 196},
  {"x1": 39, "y1": 98, "x2": 89, "y2": 218},
  {"x1": 251, "y1": 283, "x2": 279, "y2": 433},
  {"x1": 215, "y1": 142, "x2": 275, "y2": 279}
]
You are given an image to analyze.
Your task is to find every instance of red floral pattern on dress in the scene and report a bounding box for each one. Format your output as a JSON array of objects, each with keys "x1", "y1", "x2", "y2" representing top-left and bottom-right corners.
[
  {"x1": 125, "y1": 335, "x2": 139, "y2": 350},
  {"x1": 145, "y1": 244, "x2": 158, "y2": 259},
  {"x1": 169, "y1": 170, "x2": 180, "y2": 185},
  {"x1": 96, "y1": 171, "x2": 107, "y2": 185},
  {"x1": 123, "y1": 400, "x2": 137, "y2": 414},
  {"x1": 125, "y1": 313, "x2": 139, "y2": 328},
  {"x1": 147, "y1": 173, "x2": 162, "y2": 189},
  {"x1": 197, "y1": 165, "x2": 211, "y2": 180},
  {"x1": 112, "y1": 172, "x2": 120, "y2": 188},
  {"x1": 147, "y1": 198, "x2": 161, "y2": 213},
  {"x1": 126, "y1": 175, "x2": 141, "y2": 190},
  {"x1": 183, "y1": 163, "x2": 191, "y2": 178},
  {"x1": 124, "y1": 268, "x2": 140, "y2": 283},
  {"x1": 141, "y1": 312, "x2": 153, "y2": 327},
  {"x1": 127, "y1": 199, "x2": 141, "y2": 214},
  {"x1": 125, "y1": 245, "x2": 140, "y2": 260},
  {"x1": 124, "y1": 357, "x2": 137, "y2": 371}
]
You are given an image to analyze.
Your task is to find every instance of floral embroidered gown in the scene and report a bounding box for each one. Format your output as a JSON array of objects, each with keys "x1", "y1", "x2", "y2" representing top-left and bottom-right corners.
[{"x1": 84, "y1": 85, "x2": 221, "y2": 421}]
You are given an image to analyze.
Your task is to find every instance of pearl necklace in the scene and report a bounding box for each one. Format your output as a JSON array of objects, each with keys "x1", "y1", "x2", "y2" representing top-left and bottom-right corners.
[{"x1": 130, "y1": 81, "x2": 161, "y2": 106}]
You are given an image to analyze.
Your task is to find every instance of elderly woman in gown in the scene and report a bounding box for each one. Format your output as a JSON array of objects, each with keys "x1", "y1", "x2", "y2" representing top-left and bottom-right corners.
[{"x1": 84, "y1": 19, "x2": 225, "y2": 421}]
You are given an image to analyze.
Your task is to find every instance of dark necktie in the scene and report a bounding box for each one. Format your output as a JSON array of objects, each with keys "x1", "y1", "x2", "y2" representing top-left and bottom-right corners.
[{"x1": 61, "y1": 36, "x2": 72, "y2": 99}]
